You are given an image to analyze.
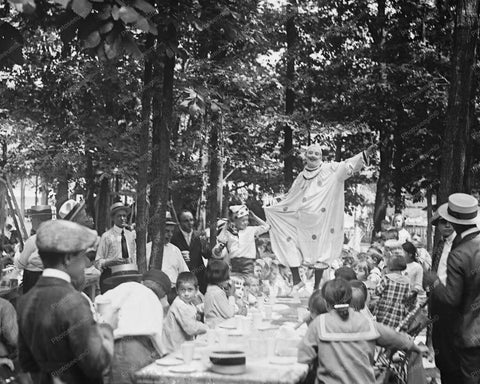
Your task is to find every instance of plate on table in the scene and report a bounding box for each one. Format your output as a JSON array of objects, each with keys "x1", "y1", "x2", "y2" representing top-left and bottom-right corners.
[
  {"x1": 269, "y1": 356, "x2": 297, "y2": 365},
  {"x1": 169, "y1": 364, "x2": 198, "y2": 373},
  {"x1": 155, "y1": 357, "x2": 183, "y2": 366},
  {"x1": 173, "y1": 351, "x2": 202, "y2": 361},
  {"x1": 218, "y1": 321, "x2": 237, "y2": 330},
  {"x1": 272, "y1": 304, "x2": 289, "y2": 311},
  {"x1": 227, "y1": 330, "x2": 244, "y2": 336},
  {"x1": 257, "y1": 323, "x2": 278, "y2": 331}
]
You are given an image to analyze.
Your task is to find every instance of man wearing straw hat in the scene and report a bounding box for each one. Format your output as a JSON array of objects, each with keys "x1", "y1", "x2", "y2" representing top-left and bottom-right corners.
[
  {"x1": 426, "y1": 208, "x2": 461, "y2": 384},
  {"x1": 425, "y1": 193, "x2": 480, "y2": 384},
  {"x1": 17, "y1": 220, "x2": 118, "y2": 384},
  {"x1": 95, "y1": 202, "x2": 136, "y2": 293},
  {"x1": 147, "y1": 212, "x2": 189, "y2": 290}
]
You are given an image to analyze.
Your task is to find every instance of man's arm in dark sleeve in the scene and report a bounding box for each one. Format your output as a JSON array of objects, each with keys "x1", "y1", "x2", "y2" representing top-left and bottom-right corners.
[
  {"x1": 62, "y1": 293, "x2": 114, "y2": 378},
  {"x1": 18, "y1": 327, "x2": 40, "y2": 374}
]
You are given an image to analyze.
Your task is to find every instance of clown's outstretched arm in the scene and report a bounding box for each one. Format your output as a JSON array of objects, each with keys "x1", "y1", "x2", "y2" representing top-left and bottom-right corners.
[
  {"x1": 362, "y1": 143, "x2": 378, "y2": 164},
  {"x1": 339, "y1": 143, "x2": 378, "y2": 181}
]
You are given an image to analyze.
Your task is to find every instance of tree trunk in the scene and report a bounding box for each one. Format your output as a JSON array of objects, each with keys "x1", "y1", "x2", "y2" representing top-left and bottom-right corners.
[
  {"x1": 438, "y1": 0, "x2": 480, "y2": 204},
  {"x1": 283, "y1": 0, "x2": 296, "y2": 188},
  {"x1": 208, "y1": 113, "x2": 221, "y2": 250},
  {"x1": 371, "y1": 0, "x2": 390, "y2": 237},
  {"x1": 55, "y1": 177, "x2": 69, "y2": 213},
  {"x1": 0, "y1": 181, "x2": 5, "y2": 251},
  {"x1": 150, "y1": 13, "x2": 177, "y2": 270},
  {"x1": 20, "y1": 177, "x2": 25, "y2": 217},
  {"x1": 96, "y1": 177, "x2": 110, "y2": 235},
  {"x1": 136, "y1": 35, "x2": 154, "y2": 274},
  {"x1": 85, "y1": 155, "x2": 96, "y2": 221},
  {"x1": 426, "y1": 189, "x2": 433, "y2": 252},
  {"x1": 373, "y1": 132, "x2": 393, "y2": 236}
]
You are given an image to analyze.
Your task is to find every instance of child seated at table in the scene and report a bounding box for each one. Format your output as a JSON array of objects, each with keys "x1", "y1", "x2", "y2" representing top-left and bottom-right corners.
[
  {"x1": 268, "y1": 261, "x2": 291, "y2": 296},
  {"x1": 304, "y1": 289, "x2": 328, "y2": 325},
  {"x1": 298, "y1": 278, "x2": 426, "y2": 384},
  {"x1": 204, "y1": 260, "x2": 236, "y2": 328},
  {"x1": 334, "y1": 266, "x2": 357, "y2": 281},
  {"x1": 231, "y1": 274, "x2": 248, "y2": 315},
  {"x1": 366, "y1": 252, "x2": 383, "y2": 287},
  {"x1": 162, "y1": 272, "x2": 208, "y2": 353},
  {"x1": 353, "y1": 261, "x2": 370, "y2": 282},
  {"x1": 244, "y1": 276, "x2": 261, "y2": 305},
  {"x1": 349, "y1": 280, "x2": 374, "y2": 320}
]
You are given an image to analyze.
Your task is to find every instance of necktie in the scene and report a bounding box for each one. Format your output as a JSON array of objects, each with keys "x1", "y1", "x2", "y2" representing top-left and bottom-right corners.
[
  {"x1": 431, "y1": 237, "x2": 445, "y2": 273},
  {"x1": 121, "y1": 230, "x2": 129, "y2": 259}
]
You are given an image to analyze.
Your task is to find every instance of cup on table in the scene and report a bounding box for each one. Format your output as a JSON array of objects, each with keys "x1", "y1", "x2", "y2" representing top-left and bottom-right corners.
[
  {"x1": 248, "y1": 337, "x2": 266, "y2": 358},
  {"x1": 181, "y1": 251, "x2": 190, "y2": 262},
  {"x1": 266, "y1": 338, "x2": 276, "y2": 358},
  {"x1": 252, "y1": 311, "x2": 263, "y2": 329},
  {"x1": 264, "y1": 304, "x2": 273, "y2": 320},
  {"x1": 95, "y1": 296, "x2": 112, "y2": 317},
  {"x1": 180, "y1": 341, "x2": 195, "y2": 364},
  {"x1": 241, "y1": 317, "x2": 251, "y2": 334},
  {"x1": 217, "y1": 329, "x2": 228, "y2": 345},
  {"x1": 207, "y1": 329, "x2": 216, "y2": 346},
  {"x1": 257, "y1": 295, "x2": 265, "y2": 312}
]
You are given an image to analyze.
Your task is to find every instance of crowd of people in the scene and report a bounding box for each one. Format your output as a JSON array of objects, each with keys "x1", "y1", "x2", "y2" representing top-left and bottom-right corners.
[{"x1": 0, "y1": 188, "x2": 477, "y2": 384}]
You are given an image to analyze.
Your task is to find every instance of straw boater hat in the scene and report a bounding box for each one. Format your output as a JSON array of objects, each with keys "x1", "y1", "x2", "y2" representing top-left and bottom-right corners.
[
  {"x1": 104, "y1": 263, "x2": 142, "y2": 286},
  {"x1": 58, "y1": 199, "x2": 86, "y2": 221},
  {"x1": 437, "y1": 193, "x2": 480, "y2": 225},
  {"x1": 165, "y1": 211, "x2": 177, "y2": 225},
  {"x1": 110, "y1": 202, "x2": 131, "y2": 216}
]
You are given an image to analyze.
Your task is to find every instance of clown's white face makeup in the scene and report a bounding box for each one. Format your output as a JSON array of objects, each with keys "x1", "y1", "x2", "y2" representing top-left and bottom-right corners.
[{"x1": 305, "y1": 146, "x2": 322, "y2": 169}]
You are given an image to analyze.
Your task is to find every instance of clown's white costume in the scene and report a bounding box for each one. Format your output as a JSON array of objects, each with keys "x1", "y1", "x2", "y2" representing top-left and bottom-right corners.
[{"x1": 265, "y1": 143, "x2": 375, "y2": 288}]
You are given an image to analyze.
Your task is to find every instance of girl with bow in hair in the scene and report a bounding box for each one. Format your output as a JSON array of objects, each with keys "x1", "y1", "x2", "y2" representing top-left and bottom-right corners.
[{"x1": 298, "y1": 278, "x2": 427, "y2": 384}]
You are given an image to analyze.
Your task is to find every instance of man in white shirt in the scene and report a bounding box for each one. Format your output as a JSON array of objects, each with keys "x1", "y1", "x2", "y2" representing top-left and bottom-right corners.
[
  {"x1": 146, "y1": 212, "x2": 188, "y2": 302},
  {"x1": 95, "y1": 202, "x2": 136, "y2": 293}
]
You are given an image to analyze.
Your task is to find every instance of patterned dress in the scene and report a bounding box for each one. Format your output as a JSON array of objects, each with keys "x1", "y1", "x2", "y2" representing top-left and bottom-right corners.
[{"x1": 373, "y1": 273, "x2": 410, "y2": 328}]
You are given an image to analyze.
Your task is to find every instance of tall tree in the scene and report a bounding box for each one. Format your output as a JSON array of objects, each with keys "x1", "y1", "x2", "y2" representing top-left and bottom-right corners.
[
  {"x1": 283, "y1": 0, "x2": 296, "y2": 188},
  {"x1": 438, "y1": 0, "x2": 480, "y2": 203}
]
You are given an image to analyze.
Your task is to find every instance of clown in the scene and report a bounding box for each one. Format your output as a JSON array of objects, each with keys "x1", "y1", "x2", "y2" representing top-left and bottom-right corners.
[{"x1": 265, "y1": 142, "x2": 377, "y2": 292}]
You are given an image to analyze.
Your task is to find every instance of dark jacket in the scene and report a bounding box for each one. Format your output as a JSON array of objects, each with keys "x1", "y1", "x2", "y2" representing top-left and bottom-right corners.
[
  {"x1": 432, "y1": 230, "x2": 480, "y2": 349},
  {"x1": 170, "y1": 229, "x2": 209, "y2": 293},
  {"x1": 17, "y1": 276, "x2": 114, "y2": 384}
]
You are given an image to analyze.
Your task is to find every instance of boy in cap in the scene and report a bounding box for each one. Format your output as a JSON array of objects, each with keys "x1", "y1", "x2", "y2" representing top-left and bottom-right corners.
[
  {"x1": 96, "y1": 202, "x2": 136, "y2": 293},
  {"x1": 17, "y1": 220, "x2": 117, "y2": 384},
  {"x1": 212, "y1": 205, "x2": 270, "y2": 275}
]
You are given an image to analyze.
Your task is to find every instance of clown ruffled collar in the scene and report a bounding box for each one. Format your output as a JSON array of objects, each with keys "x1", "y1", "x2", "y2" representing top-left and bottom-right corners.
[{"x1": 301, "y1": 164, "x2": 323, "y2": 180}]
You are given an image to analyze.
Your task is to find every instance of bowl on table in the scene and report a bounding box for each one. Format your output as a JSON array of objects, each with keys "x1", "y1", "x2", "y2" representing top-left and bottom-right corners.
[{"x1": 209, "y1": 350, "x2": 246, "y2": 375}]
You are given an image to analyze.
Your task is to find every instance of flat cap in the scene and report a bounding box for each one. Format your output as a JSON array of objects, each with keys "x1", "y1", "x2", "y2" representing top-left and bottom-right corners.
[{"x1": 36, "y1": 220, "x2": 98, "y2": 254}]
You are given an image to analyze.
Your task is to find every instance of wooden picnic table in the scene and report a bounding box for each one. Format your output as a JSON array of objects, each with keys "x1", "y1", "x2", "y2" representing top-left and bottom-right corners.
[{"x1": 134, "y1": 297, "x2": 310, "y2": 384}]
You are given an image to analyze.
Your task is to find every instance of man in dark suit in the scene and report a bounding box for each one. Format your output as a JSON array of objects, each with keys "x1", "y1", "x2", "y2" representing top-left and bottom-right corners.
[
  {"x1": 171, "y1": 210, "x2": 209, "y2": 293},
  {"x1": 425, "y1": 193, "x2": 480, "y2": 384},
  {"x1": 17, "y1": 220, "x2": 118, "y2": 384},
  {"x1": 427, "y1": 211, "x2": 462, "y2": 384}
]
